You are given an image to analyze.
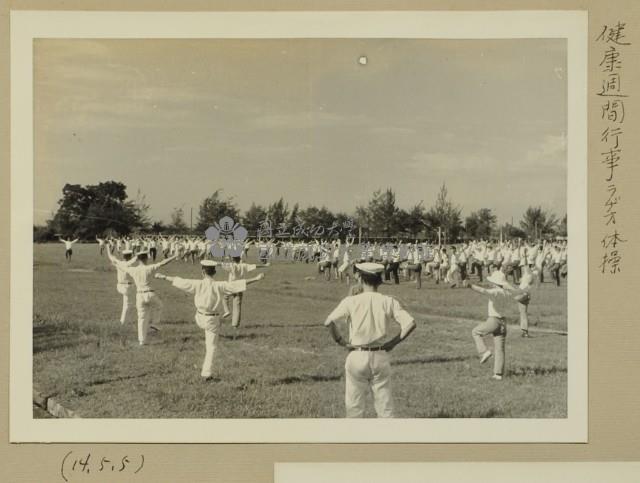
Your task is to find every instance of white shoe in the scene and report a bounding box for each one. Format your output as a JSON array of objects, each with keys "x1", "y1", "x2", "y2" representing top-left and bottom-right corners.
[
  {"x1": 480, "y1": 350, "x2": 492, "y2": 364},
  {"x1": 492, "y1": 374, "x2": 503, "y2": 381}
]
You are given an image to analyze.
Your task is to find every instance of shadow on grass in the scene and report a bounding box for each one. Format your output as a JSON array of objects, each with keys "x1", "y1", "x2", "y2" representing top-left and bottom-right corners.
[
  {"x1": 506, "y1": 365, "x2": 567, "y2": 377},
  {"x1": 155, "y1": 319, "x2": 191, "y2": 326},
  {"x1": 242, "y1": 323, "x2": 323, "y2": 329},
  {"x1": 88, "y1": 372, "x2": 152, "y2": 387},
  {"x1": 33, "y1": 339, "x2": 81, "y2": 354},
  {"x1": 392, "y1": 355, "x2": 470, "y2": 366},
  {"x1": 430, "y1": 407, "x2": 503, "y2": 418},
  {"x1": 33, "y1": 321, "x2": 80, "y2": 354},
  {"x1": 270, "y1": 373, "x2": 342, "y2": 385},
  {"x1": 219, "y1": 333, "x2": 262, "y2": 341}
]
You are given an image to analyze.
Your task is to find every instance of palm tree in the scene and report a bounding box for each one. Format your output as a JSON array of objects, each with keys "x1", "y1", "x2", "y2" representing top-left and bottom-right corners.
[{"x1": 519, "y1": 206, "x2": 558, "y2": 240}]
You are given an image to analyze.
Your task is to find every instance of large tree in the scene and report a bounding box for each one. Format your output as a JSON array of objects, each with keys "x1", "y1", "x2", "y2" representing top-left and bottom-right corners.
[
  {"x1": 465, "y1": 208, "x2": 497, "y2": 240},
  {"x1": 359, "y1": 188, "x2": 400, "y2": 238},
  {"x1": 403, "y1": 202, "x2": 426, "y2": 239},
  {"x1": 519, "y1": 206, "x2": 559, "y2": 240},
  {"x1": 266, "y1": 198, "x2": 289, "y2": 228},
  {"x1": 500, "y1": 223, "x2": 527, "y2": 240},
  {"x1": 195, "y1": 190, "x2": 240, "y2": 234},
  {"x1": 298, "y1": 205, "x2": 336, "y2": 235},
  {"x1": 287, "y1": 203, "x2": 300, "y2": 228},
  {"x1": 47, "y1": 181, "x2": 148, "y2": 238},
  {"x1": 167, "y1": 206, "x2": 189, "y2": 234},
  {"x1": 354, "y1": 205, "x2": 371, "y2": 239},
  {"x1": 242, "y1": 202, "x2": 267, "y2": 236},
  {"x1": 557, "y1": 213, "x2": 568, "y2": 237},
  {"x1": 424, "y1": 183, "x2": 463, "y2": 243}
]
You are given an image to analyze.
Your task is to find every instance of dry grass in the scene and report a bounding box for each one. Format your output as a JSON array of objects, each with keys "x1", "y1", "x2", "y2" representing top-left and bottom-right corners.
[{"x1": 33, "y1": 243, "x2": 567, "y2": 418}]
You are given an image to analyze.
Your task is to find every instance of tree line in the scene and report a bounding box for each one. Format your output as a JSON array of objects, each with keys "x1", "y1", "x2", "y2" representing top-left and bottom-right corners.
[{"x1": 34, "y1": 181, "x2": 567, "y2": 242}]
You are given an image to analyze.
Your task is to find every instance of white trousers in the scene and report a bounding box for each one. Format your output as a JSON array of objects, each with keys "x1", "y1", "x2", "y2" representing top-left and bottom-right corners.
[
  {"x1": 136, "y1": 292, "x2": 163, "y2": 344},
  {"x1": 195, "y1": 312, "x2": 221, "y2": 377},
  {"x1": 345, "y1": 350, "x2": 394, "y2": 418},
  {"x1": 116, "y1": 283, "x2": 135, "y2": 324}
]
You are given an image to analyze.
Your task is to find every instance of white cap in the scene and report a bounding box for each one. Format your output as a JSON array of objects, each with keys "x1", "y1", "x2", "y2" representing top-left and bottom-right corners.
[
  {"x1": 122, "y1": 249, "x2": 133, "y2": 255},
  {"x1": 200, "y1": 260, "x2": 218, "y2": 267},
  {"x1": 355, "y1": 262, "x2": 385, "y2": 275},
  {"x1": 137, "y1": 250, "x2": 150, "y2": 256}
]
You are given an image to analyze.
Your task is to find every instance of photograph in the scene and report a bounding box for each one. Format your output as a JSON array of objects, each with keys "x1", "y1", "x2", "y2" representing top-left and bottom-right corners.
[{"x1": 31, "y1": 36, "x2": 570, "y2": 420}]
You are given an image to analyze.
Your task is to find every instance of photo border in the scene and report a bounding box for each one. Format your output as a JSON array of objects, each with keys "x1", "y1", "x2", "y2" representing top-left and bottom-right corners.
[{"x1": 10, "y1": 9, "x2": 588, "y2": 443}]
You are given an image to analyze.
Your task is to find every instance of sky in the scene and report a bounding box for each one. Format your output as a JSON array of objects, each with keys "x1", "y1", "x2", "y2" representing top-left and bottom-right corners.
[{"x1": 34, "y1": 38, "x2": 567, "y2": 226}]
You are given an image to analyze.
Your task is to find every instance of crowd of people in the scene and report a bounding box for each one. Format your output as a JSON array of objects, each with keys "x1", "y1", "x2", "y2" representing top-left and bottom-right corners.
[
  {"x1": 55, "y1": 231, "x2": 568, "y2": 418},
  {"x1": 89, "y1": 234, "x2": 569, "y2": 289}
]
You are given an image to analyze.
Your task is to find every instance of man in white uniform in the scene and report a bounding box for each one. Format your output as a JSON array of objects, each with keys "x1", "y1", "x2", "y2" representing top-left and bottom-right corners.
[
  {"x1": 155, "y1": 261, "x2": 265, "y2": 380},
  {"x1": 324, "y1": 262, "x2": 417, "y2": 418},
  {"x1": 219, "y1": 256, "x2": 270, "y2": 337},
  {"x1": 122, "y1": 251, "x2": 178, "y2": 345},
  {"x1": 59, "y1": 236, "x2": 79, "y2": 262},
  {"x1": 107, "y1": 245, "x2": 138, "y2": 325},
  {"x1": 96, "y1": 236, "x2": 107, "y2": 256},
  {"x1": 517, "y1": 265, "x2": 534, "y2": 337}
]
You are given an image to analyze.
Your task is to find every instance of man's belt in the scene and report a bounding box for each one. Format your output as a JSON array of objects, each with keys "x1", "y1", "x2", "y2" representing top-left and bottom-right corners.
[
  {"x1": 137, "y1": 289, "x2": 154, "y2": 294},
  {"x1": 350, "y1": 346, "x2": 385, "y2": 352},
  {"x1": 118, "y1": 282, "x2": 132, "y2": 285},
  {"x1": 197, "y1": 310, "x2": 220, "y2": 317}
]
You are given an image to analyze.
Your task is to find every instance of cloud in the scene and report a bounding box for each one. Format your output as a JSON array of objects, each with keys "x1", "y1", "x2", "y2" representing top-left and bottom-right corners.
[
  {"x1": 249, "y1": 110, "x2": 371, "y2": 131},
  {"x1": 369, "y1": 126, "x2": 417, "y2": 136},
  {"x1": 408, "y1": 151, "x2": 496, "y2": 173},
  {"x1": 233, "y1": 143, "x2": 312, "y2": 156},
  {"x1": 524, "y1": 133, "x2": 567, "y2": 167}
]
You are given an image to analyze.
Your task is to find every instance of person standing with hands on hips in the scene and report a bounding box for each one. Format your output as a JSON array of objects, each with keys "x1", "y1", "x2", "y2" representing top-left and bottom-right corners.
[{"x1": 324, "y1": 262, "x2": 417, "y2": 418}]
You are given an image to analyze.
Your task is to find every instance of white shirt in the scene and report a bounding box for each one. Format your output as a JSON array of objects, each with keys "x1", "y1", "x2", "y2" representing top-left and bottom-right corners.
[
  {"x1": 519, "y1": 272, "x2": 534, "y2": 291},
  {"x1": 111, "y1": 258, "x2": 137, "y2": 284},
  {"x1": 123, "y1": 263, "x2": 165, "y2": 292},
  {"x1": 325, "y1": 292, "x2": 415, "y2": 346},
  {"x1": 221, "y1": 262, "x2": 257, "y2": 282},
  {"x1": 172, "y1": 277, "x2": 247, "y2": 314},
  {"x1": 484, "y1": 287, "x2": 510, "y2": 318},
  {"x1": 61, "y1": 239, "x2": 78, "y2": 250}
]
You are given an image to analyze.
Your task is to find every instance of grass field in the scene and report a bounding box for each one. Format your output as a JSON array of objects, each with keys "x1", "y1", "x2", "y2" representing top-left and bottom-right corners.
[{"x1": 33, "y1": 243, "x2": 567, "y2": 418}]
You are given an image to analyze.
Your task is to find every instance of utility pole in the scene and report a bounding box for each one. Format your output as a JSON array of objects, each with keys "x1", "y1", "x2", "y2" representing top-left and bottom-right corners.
[{"x1": 190, "y1": 207, "x2": 193, "y2": 232}]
